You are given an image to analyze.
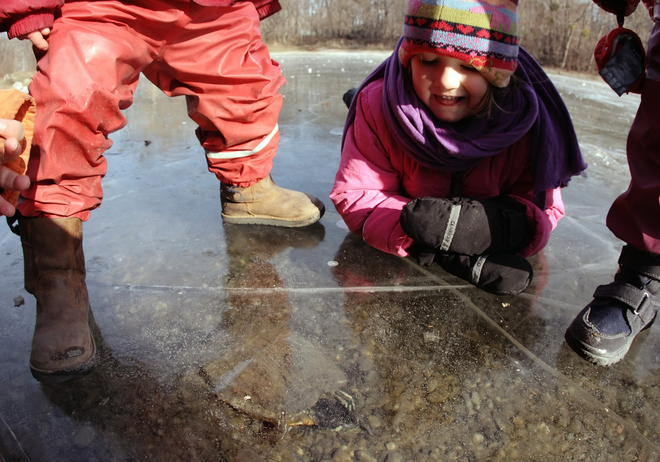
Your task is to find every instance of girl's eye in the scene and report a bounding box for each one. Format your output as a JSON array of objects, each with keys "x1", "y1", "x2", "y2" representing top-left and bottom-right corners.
[
  {"x1": 420, "y1": 59, "x2": 438, "y2": 66},
  {"x1": 461, "y1": 65, "x2": 479, "y2": 73}
]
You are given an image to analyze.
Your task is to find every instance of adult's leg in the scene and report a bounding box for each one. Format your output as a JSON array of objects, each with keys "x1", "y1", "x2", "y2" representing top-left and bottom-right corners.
[
  {"x1": 565, "y1": 19, "x2": 660, "y2": 366},
  {"x1": 606, "y1": 23, "x2": 660, "y2": 254},
  {"x1": 16, "y1": 0, "x2": 166, "y2": 381}
]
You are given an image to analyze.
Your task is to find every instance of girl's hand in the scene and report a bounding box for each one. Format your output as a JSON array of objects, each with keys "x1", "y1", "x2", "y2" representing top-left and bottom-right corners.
[{"x1": 21, "y1": 28, "x2": 51, "y2": 51}]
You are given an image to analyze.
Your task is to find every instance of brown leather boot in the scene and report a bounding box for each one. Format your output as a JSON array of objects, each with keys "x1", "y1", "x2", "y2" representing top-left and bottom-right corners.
[
  {"x1": 19, "y1": 217, "x2": 98, "y2": 383},
  {"x1": 220, "y1": 175, "x2": 325, "y2": 227}
]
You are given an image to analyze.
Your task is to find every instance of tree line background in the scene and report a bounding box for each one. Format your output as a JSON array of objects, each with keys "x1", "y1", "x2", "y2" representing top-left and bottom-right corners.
[
  {"x1": 261, "y1": 0, "x2": 653, "y2": 73},
  {"x1": 0, "y1": 0, "x2": 654, "y2": 79}
]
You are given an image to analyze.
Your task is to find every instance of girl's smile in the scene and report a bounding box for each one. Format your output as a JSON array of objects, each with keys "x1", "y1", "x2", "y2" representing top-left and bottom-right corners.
[{"x1": 434, "y1": 94, "x2": 465, "y2": 105}]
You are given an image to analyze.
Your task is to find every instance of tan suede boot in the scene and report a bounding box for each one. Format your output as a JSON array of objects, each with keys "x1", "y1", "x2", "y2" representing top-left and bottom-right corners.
[
  {"x1": 19, "y1": 217, "x2": 98, "y2": 383},
  {"x1": 220, "y1": 175, "x2": 325, "y2": 227}
]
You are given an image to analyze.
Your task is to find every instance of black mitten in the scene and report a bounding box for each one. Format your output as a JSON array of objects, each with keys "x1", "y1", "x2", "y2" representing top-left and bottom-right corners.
[
  {"x1": 408, "y1": 243, "x2": 437, "y2": 267},
  {"x1": 400, "y1": 196, "x2": 529, "y2": 256},
  {"x1": 590, "y1": 0, "x2": 637, "y2": 17},
  {"x1": 435, "y1": 253, "x2": 533, "y2": 296}
]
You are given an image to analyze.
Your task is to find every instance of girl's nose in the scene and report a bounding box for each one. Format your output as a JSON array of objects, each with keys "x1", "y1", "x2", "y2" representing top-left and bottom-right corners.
[{"x1": 435, "y1": 65, "x2": 461, "y2": 90}]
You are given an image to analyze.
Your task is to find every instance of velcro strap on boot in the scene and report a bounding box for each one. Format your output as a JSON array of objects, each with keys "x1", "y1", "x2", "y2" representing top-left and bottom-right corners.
[
  {"x1": 618, "y1": 245, "x2": 660, "y2": 280},
  {"x1": 593, "y1": 281, "x2": 658, "y2": 313}
]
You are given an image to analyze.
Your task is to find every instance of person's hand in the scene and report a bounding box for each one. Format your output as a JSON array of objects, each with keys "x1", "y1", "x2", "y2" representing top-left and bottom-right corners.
[
  {"x1": 592, "y1": 0, "x2": 639, "y2": 16},
  {"x1": 20, "y1": 28, "x2": 51, "y2": 51},
  {"x1": 0, "y1": 119, "x2": 30, "y2": 217}
]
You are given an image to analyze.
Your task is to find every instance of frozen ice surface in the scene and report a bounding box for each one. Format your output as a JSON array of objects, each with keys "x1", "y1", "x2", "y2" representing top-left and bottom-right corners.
[{"x1": 1, "y1": 51, "x2": 658, "y2": 461}]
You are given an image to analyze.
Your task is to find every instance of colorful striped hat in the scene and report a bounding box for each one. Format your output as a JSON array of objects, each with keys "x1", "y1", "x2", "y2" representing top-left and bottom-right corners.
[{"x1": 398, "y1": 0, "x2": 519, "y2": 87}]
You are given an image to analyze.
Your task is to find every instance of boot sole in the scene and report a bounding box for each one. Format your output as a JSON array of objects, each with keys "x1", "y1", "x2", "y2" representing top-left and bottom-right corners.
[
  {"x1": 563, "y1": 332, "x2": 630, "y2": 367},
  {"x1": 30, "y1": 335, "x2": 98, "y2": 384},
  {"x1": 222, "y1": 210, "x2": 321, "y2": 228},
  {"x1": 564, "y1": 312, "x2": 657, "y2": 367}
]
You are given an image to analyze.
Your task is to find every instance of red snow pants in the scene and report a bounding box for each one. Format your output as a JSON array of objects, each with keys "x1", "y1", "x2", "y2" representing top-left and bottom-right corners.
[
  {"x1": 606, "y1": 19, "x2": 660, "y2": 255},
  {"x1": 20, "y1": 0, "x2": 285, "y2": 220}
]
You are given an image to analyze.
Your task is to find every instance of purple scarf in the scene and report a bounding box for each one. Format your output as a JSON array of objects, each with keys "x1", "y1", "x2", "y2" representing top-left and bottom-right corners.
[{"x1": 343, "y1": 39, "x2": 587, "y2": 208}]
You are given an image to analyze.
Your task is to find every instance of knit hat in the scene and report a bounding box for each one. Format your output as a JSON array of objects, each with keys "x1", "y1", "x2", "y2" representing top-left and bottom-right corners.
[{"x1": 398, "y1": 0, "x2": 519, "y2": 87}]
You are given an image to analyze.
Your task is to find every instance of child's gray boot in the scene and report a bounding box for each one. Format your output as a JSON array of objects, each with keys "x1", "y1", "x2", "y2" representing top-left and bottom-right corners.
[{"x1": 564, "y1": 245, "x2": 660, "y2": 366}]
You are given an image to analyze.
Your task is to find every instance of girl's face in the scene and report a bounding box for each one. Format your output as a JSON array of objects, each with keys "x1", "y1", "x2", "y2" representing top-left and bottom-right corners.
[{"x1": 410, "y1": 53, "x2": 490, "y2": 123}]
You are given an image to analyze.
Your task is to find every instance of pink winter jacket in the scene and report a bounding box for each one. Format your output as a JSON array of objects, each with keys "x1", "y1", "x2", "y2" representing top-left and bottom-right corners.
[
  {"x1": 330, "y1": 78, "x2": 565, "y2": 259},
  {"x1": 0, "y1": 0, "x2": 281, "y2": 39}
]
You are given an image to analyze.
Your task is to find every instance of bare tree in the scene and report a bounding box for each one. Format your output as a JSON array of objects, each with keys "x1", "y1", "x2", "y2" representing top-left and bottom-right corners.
[{"x1": 262, "y1": 0, "x2": 407, "y2": 47}]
